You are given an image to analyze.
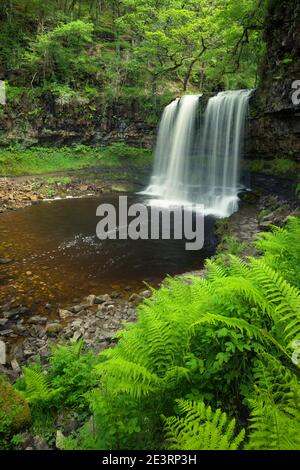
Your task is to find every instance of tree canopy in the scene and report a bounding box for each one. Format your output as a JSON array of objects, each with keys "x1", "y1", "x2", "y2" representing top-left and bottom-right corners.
[{"x1": 0, "y1": 0, "x2": 267, "y2": 100}]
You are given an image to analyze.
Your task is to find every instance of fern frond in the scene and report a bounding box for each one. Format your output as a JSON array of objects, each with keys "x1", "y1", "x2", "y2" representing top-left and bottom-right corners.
[
  {"x1": 249, "y1": 259, "x2": 300, "y2": 346},
  {"x1": 189, "y1": 313, "x2": 264, "y2": 341},
  {"x1": 163, "y1": 399, "x2": 245, "y2": 450},
  {"x1": 95, "y1": 358, "x2": 162, "y2": 398},
  {"x1": 246, "y1": 353, "x2": 300, "y2": 450},
  {"x1": 205, "y1": 259, "x2": 228, "y2": 281},
  {"x1": 22, "y1": 367, "x2": 62, "y2": 405}
]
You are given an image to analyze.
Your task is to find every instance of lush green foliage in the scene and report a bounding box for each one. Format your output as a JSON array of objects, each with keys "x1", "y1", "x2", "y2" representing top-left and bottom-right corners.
[
  {"x1": 0, "y1": 0, "x2": 266, "y2": 104},
  {"x1": 16, "y1": 340, "x2": 98, "y2": 411},
  {"x1": 0, "y1": 143, "x2": 152, "y2": 176},
  {"x1": 256, "y1": 217, "x2": 300, "y2": 288},
  {"x1": 244, "y1": 157, "x2": 299, "y2": 177},
  {"x1": 14, "y1": 341, "x2": 99, "y2": 445},
  {"x1": 16, "y1": 217, "x2": 300, "y2": 450},
  {"x1": 163, "y1": 399, "x2": 245, "y2": 450}
]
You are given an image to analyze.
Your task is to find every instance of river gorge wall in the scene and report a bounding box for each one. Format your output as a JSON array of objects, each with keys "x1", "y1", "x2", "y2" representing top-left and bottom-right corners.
[
  {"x1": 248, "y1": 0, "x2": 300, "y2": 160},
  {"x1": 0, "y1": 94, "x2": 158, "y2": 149}
]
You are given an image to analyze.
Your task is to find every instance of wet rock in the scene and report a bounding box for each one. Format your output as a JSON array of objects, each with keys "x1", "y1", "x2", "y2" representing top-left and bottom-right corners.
[
  {"x1": 12, "y1": 324, "x2": 27, "y2": 335},
  {"x1": 71, "y1": 319, "x2": 83, "y2": 328},
  {"x1": 59, "y1": 309, "x2": 72, "y2": 320},
  {"x1": 0, "y1": 318, "x2": 8, "y2": 327},
  {"x1": 23, "y1": 349, "x2": 34, "y2": 358},
  {"x1": 238, "y1": 191, "x2": 260, "y2": 205},
  {"x1": 85, "y1": 294, "x2": 96, "y2": 306},
  {"x1": 11, "y1": 358, "x2": 21, "y2": 373},
  {"x1": 6, "y1": 306, "x2": 31, "y2": 318},
  {"x1": 0, "y1": 329, "x2": 13, "y2": 336},
  {"x1": 56, "y1": 412, "x2": 78, "y2": 435},
  {"x1": 259, "y1": 220, "x2": 273, "y2": 229},
  {"x1": 28, "y1": 325, "x2": 43, "y2": 338},
  {"x1": 0, "y1": 258, "x2": 12, "y2": 264},
  {"x1": 33, "y1": 435, "x2": 50, "y2": 450},
  {"x1": 46, "y1": 323, "x2": 63, "y2": 335},
  {"x1": 9, "y1": 343, "x2": 24, "y2": 363},
  {"x1": 94, "y1": 294, "x2": 111, "y2": 304},
  {"x1": 72, "y1": 331, "x2": 82, "y2": 342},
  {"x1": 28, "y1": 316, "x2": 47, "y2": 325},
  {"x1": 129, "y1": 293, "x2": 142, "y2": 305},
  {"x1": 111, "y1": 291, "x2": 121, "y2": 299},
  {"x1": 101, "y1": 330, "x2": 116, "y2": 341},
  {"x1": 38, "y1": 346, "x2": 51, "y2": 360},
  {"x1": 139, "y1": 289, "x2": 152, "y2": 299},
  {"x1": 0, "y1": 364, "x2": 20, "y2": 380},
  {"x1": 0, "y1": 340, "x2": 6, "y2": 365},
  {"x1": 3, "y1": 311, "x2": 17, "y2": 319},
  {"x1": 93, "y1": 341, "x2": 109, "y2": 353},
  {"x1": 20, "y1": 431, "x2": 34, "y2": 449},
  {"x1": 70, "y1": 304, "x2": 84, "y2": 314}
]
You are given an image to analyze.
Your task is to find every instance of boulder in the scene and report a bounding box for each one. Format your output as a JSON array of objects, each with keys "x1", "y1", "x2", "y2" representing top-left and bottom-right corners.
[
  {"x1": 58, "y1": 309, "x2": 72, "y2": 320},
  {"x1": 33, "y1": 435, "x2": 50, "y2": 450},
  {"x1": 94, "y1": 294, "x2": 111, "y2": 304},
  {"x1": 0, "y1": 375, "x2": 31, "y2": 437},
  {"x1": 70, "y1": 305, "x2": 85, "y2": 314},
  {"x1": 129, "y1": 293, "x2": 142, "y2": 305},
  {"x1": 85, "y1": 294, "x2": 96, "y2": 306}
]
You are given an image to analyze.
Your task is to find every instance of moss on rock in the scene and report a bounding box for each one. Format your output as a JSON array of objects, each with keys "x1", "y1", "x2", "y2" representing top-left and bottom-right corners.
[{"x1": 0, "y1": 374, "x2": 31, "y2": 446}]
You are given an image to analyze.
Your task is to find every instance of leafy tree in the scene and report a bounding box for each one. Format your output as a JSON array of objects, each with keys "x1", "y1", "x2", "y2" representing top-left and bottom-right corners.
[{"x1": 23, "y1": 20, "x2": 95, "y2": 85}]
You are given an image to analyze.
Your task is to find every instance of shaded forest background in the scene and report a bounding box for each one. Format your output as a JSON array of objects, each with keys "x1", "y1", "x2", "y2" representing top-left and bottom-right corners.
[{"x1": 0, "y1": 0, "x2": 267, "y2": 97}]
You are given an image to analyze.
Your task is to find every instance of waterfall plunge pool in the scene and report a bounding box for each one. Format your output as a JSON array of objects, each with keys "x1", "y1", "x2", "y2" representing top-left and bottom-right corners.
[{"x1": 0, "y1": 194, "x2": 216, "y2": 315}]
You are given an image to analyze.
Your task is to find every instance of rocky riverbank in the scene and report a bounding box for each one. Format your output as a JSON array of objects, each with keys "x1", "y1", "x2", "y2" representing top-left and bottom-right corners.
[
  {"x1": 0, "y1": 171, "x2": 135, "y2": 214},
  {"x1": 0, "y1": 289, "x2": 152, "y2": 380}
]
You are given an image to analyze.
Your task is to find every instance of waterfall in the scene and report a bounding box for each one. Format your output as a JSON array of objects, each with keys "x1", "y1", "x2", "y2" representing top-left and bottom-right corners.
[{"x1": 144, "y1": 90, "x2": 252, "y2": 217}]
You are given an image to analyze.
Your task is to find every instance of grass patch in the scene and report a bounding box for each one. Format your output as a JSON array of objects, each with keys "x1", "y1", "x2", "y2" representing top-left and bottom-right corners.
[
  {"x1": 244, "y1": 157, "x2": 299, "y2": 177},
  {"x1": 0, "y1": 143, "x2": 153, "y2": 177}
]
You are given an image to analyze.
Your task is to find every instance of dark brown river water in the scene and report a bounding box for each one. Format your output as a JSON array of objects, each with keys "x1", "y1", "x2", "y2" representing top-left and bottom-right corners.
[{"x1": 0, "y1": 194, "x2": 216, "y2": 313}]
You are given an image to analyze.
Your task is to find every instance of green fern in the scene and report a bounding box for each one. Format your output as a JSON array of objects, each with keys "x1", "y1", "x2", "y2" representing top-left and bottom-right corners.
[
  {"x1": 163, "y1": 399, "x2": 245, "y2": 450},
  {"x1": 246, "y1": 354, "x2": 300, "y2": 450},
  {"x1": 22, "y1": 367, "x2": 62, "y2": 406},
  {"x1": 69, "y1": 218, "x2": 300, "y2": 450},
  {"x1": 256, "y1": 217, "x2": 300, "y2": 287}
]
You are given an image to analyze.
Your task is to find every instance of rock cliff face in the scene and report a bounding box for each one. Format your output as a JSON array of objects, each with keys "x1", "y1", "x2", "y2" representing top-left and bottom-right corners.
[
  {"x1": 0, "y1": 94, "x2": 158, "y2": 148},
  {"x1": 248, "y1": 0, "x2": 300, "y2": 159}
]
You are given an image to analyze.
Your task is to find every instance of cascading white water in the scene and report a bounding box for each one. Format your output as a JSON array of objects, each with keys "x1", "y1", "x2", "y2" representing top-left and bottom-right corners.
[{"x1": 144, "y1": 90, "x2": 252, "y2": 217}]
